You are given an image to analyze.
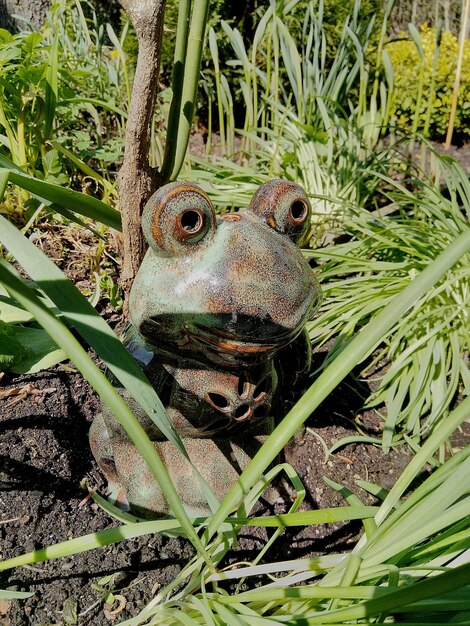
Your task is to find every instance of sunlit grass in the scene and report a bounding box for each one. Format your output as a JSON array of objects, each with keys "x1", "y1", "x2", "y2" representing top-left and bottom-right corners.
[
  {"x1": 185, "y1": 0, "x2": 396, "y2": 218},
  {"x1": 307, "y1": 155, "x2": 470, "y2": 449}
]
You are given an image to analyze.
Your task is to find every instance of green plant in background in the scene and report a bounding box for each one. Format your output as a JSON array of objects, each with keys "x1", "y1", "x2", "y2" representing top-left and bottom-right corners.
[
  {"x1": 42, "y1": 0, "x2": 131, "y2": 132},
  {"x1": 307, "y1": 154, "x2": 470, "y2": 450},
  {"x1": 0, "y1": 26, "x2": 68, "y2": 219},
  {"x1": 0, "y1": 0, "x2": 132, "y2": 218},
  {"x1": 198, "y1": 0, "x2": 385, "y2": 139},
  {"x1": 387, "y1": 24, "x2": 470, "y2": 140},
  {"x1": 185, "y1": 0, "x2": 396, "y2": 218},
  {"x1": 306, "y1": 0, "x2": 384, "y2": 59}
]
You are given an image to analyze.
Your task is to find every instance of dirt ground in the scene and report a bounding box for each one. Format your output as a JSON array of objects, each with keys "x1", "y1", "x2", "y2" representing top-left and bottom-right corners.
[
  {"x1": 1, "y1": 141, "x2": 469, "y2": 625},
  {"x1": 0, "y1": 353, "x2": 417, "y2": 625}
]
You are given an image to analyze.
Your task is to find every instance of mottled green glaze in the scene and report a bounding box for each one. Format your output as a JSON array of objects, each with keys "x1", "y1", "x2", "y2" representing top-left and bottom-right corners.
[{"x1": 90, "y1": 180, "x2": 322, "y2": 517}]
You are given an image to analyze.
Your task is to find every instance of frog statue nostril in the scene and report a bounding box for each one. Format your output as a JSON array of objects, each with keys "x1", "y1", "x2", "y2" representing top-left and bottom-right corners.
[
  {"x1": 237, "y1": 377, "x2": 250, "y2": 399},
  {"x1": 205, "y1": 391, "x2": 231, "y2": 413},
  {"x1": 253, "y1": 375, "x2": 271, "y2": 401},
  {"x1": 233, "y1": 403, "x2": 251, "y2": 420}
]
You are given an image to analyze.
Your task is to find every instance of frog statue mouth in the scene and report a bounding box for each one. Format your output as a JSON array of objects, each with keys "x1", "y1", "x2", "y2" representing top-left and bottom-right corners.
[
  {"x1": 137, "y1": 310, "x2": 314, "y2": 367},
  {"x1": 192, "y1": 321, "x2": 295, "y2": 353}
]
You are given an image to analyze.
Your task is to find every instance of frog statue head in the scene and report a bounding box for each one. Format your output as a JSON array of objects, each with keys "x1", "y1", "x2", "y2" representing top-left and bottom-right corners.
[{"x1": 90, "y1": 180, "x2": 322, "y2": 517}]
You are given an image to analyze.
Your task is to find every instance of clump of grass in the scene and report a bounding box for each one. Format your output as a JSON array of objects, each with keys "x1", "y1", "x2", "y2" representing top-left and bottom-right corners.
[
  {"x1": 307, "y1": 153, "x2": 470, "y2": 450},
  {"x1": 1, "y1": 1, "x2": 470, "y2": 623},
  {"x1": 0, "y1": 0, "x2": 132, "y2": 218},
  {"x1": 185, "y1": 0, "x2": 395, "y2": 217}
]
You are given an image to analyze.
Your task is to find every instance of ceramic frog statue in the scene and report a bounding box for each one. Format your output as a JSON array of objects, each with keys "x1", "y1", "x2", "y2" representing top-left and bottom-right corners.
[{"x1": 90, "y1": 180, "x2": 322, "y2": 517}]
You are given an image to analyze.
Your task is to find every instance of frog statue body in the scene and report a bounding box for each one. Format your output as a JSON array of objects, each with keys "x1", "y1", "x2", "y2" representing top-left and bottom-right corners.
[{"x1": 89, "y1": 180, "x2": 322, "y2": 517}]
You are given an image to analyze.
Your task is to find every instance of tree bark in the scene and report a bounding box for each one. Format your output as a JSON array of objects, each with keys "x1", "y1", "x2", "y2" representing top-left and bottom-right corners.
[
  {"x1": 118, "y1": 0, "x2": 166, "y2": 302},
  {"x1": 0, "y1": 0, "x2": 122, "y2": 31},
  {"x1": 0, "y1": 0, "x2": 50, "y2": 30}
]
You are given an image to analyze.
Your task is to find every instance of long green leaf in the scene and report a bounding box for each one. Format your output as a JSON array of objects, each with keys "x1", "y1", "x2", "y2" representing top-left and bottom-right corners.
[
  {"x1": 160, "y1": 0, "x2": 192, "y2": 180},
  {"x1": 7, "y1": 169, "x2": 120, "y2": 230},
  {"x1": 49, "y1": 139, "x2": 115, "y2": 195},
  {"x1": 0, "y1": 589, "x2": 34, "y2": 599},
  {"x1": 44, "y1": 33, "x2": 59, "y2": 140},
  {"x1": 219, "y1": 585, "x2": 385, "y2": 603},
  {"x1": 234, "y1": 506, "x2": 378, "y2": 527},
  {"x1": 0, "y1": 519, "x2": 190, "y2": 572},
  {"x1": 0, "y1": 155, "x2": 121, "y2": 231},
  {"x1": 168, "y1": 0, "x2": 210, "y2": 181},
  {"x1": 206, "y1": 229, "x2": 470, "y2": 539},
  {"x1": 63, "y1": 97, "x2": 127, "y2": 118},
  {"x1": 0, "y1": 260, "x2": 213, "y2": 565}
]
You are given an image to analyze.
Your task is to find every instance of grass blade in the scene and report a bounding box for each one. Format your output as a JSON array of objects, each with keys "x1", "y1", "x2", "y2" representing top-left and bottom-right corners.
[
  {"x1": 0, "y1": 590, "x2": 34, "y2": 599},
  {"x1": 206, "y1": 229, "x2": 470, "y2": 539},
  {"x1": 0, "y1": 519, "x2": 190, "y2": 572},
  {"x1": 234, "y1": 506, "x2": 378, "y2": 527},
  {"x1": 0, "y1": 155, "x2": 120, "y2": 231},
  {"x1": 0, "y1": 259, "x2": 213, "y2": 564}
]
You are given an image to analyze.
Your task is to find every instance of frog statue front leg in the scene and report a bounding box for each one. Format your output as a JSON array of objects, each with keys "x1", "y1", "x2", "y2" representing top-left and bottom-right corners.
[{"x1": 89, "y1": 180, "x2": 322, "y2": 518}]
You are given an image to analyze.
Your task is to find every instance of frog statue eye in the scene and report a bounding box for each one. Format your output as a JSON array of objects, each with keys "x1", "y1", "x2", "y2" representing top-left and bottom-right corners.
[
  {"x1": 246, "y1": 179, "x2": 311, "y2": 244},
  {"x1": 142, "y1": 182, "x2": 217, "y2": 256}
]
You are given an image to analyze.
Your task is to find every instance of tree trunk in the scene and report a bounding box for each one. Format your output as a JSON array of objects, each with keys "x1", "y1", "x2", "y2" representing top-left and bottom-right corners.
[
  {"x1": 0, "y1": 0, "x2": 50, "y2": 29},
  {"x1": 117, "y1": 0, "x2": 166, "y2": 302},
  {"x1": 0, "y1": 0, "x2": 122, "y2": 31}
]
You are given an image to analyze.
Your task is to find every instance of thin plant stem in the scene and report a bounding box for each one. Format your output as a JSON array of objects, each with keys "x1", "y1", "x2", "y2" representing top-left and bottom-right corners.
[
  {"x1": 168, "y1": 0, "x2": 210, "y2": 181},
  {"x1": 160, "y1": 0, "x2": 192, "y2": 181},
  {"x1": 208, "y1": 28, "x2": 226, "y2": 153},
  {"x1": 444, "y1": 0, "x2": 470, "y2": 148},
  {"x1": 423, "y1": 21, "x2": 442, "y2": 138}
]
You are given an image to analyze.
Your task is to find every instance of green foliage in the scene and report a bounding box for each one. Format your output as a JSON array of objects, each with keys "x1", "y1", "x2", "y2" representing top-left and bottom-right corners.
[
  {"x1": 307, "y1": 155, "x2": 470, "y2": 448},
  {"x1": 195, "y1": 0, "x2": 384, "y2": 132},
  {"x1": 0, "y1": 287, "x2": 66, "y2": 373},
  {"x1": 289, "y1": 0, "x2": 384, "y2": 62},
  {"x1": 0, "y1": 0, "x2": 131, "y2": 217},
  {"x1": 387, "y1": 25, "x2": 470, "y2": 140},
  {"x1": 188, "y1": 0, "x2": 394, "y2": 219},
  {"x1": 1, "y1": 1, "x2": 470, "y2": 622},
  {"x1": 0, "y1": 320, "x2": 25, "y2": 369},
  {"x1": 0, "y1": 28, "x2": 63, "y2": 175}
]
